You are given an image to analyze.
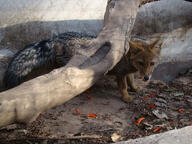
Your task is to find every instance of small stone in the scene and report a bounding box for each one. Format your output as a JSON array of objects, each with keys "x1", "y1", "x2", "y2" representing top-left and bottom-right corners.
[
  {"x1": 152, "y1": 109, "x2": 168, "y2": 119},
  {"x1": 173, "y1": 92, "x2": 184, "y2": 97},
  {"x1": 111, "y1": 132, "x2": 122, "y2": 142},
  {"x1": 155, "y1": 102, "x2": 167, "y2": 108}
]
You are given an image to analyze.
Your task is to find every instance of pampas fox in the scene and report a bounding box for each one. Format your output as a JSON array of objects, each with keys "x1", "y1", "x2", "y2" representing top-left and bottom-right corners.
[
  {"x1": 4, "y1": 32, "x2": 161, "y2": 103},
  {"x1": 109, "y1": 38, "x2": 162, "y2": 102}
]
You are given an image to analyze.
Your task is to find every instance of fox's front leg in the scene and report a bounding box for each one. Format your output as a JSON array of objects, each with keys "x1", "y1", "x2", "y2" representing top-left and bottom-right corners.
[
  {"x1": 116, "y1": 76, "x2": 133, "y2": 102},
  {"x1": 126, "y1": 73, "x2": 142, "y2": 92}
]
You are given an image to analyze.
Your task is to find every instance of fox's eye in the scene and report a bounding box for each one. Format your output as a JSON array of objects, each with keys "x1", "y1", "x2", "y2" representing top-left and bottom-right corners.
[
  {"x1": 138, "y1": 61, "x2": 144, "y2": 66},
  {"x1": 150, "y1": 62, "x2": 155, "y2": 66}
]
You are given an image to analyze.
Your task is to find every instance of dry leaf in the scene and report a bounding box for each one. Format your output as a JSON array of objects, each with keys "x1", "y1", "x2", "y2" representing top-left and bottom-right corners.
[
  {"x1": 153, "y1": 127, "x2": 163, "y2": 133},
  {"x1": 87, "y1": 96, "x2": 92, "y2": 100},
  {"x1": 143, "y1": 97, "x2": 149, "y2": 101},
  {"x1": 87, "y1": 113, "x2": 97, "y2": 119},
  {"x1": 137, "y1": 117, "x2": 145, "y2": 125},
  {"x1": 178, "y1": 108, "x2": 183, "y2": 112},
  {"x1": 148, "y1": 93, "x2": 157, "y2": 98},
  {"x1": 76, "y1": 109, "x2": 81, "y2": 115},
  {"x1": 169, "y1": 120, "x2": 174, "y2": 125},
  {"x1": 148, "y1": 104, "x2": 156, "y2": 109}
]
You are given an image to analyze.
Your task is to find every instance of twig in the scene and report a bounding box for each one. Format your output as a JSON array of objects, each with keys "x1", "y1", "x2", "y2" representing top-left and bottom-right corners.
[{"x1": 66, "y1": 135, "x2": 102, "y2": 140}]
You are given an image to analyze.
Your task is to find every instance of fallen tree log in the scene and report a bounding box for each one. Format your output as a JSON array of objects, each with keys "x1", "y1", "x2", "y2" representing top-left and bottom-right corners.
[{"x1": 0, "y1": 0, "x2": 146, "y2": 128}]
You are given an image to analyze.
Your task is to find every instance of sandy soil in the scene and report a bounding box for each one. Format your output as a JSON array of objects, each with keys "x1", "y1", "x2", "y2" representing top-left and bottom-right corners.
[{"x1": 0, "y1": 69, "x2": 192, "y2": 144}]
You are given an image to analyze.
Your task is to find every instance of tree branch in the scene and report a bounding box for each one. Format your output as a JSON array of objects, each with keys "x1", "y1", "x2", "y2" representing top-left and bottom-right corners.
[{"x1": 0, "y1": 0, "x2": 143, "y2": 128}]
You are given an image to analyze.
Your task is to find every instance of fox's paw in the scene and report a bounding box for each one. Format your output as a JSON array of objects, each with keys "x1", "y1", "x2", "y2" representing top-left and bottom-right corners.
[
  {"x1": 122, "y1": 95, "x2": 133, "y2": 103},
  {"x1": 130, "y1": 86, "x2": 142, "y2": 92}
]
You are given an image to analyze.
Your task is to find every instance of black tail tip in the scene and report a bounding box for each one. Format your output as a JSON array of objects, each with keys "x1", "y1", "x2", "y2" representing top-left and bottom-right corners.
[{"x1": 3, "y1": 72, "x2": 23, "y2": 90}]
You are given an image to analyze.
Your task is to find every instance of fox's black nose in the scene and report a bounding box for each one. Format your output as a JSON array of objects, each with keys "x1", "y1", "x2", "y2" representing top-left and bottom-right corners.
[{"x1": 144, "y1": 76, "x2": 149, "y2": 81}]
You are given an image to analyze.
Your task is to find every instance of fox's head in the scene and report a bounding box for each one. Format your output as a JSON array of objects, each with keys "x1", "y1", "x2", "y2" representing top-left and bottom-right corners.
[{"x1": 129, "y1": 38, "x2": 162, "y2": 81}]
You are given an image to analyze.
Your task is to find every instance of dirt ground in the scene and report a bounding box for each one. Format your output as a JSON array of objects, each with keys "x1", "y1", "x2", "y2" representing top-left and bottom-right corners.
[{"x1": 0, "y1": 69, "x2": 192, "y2": 144}]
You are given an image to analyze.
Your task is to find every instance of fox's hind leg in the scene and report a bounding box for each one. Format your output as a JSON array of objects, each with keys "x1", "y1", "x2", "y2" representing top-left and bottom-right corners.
[
  {"x1": 126, "y1": 73, "x2": 142, "y2": 92},
  {"x1": 116, "y1": 75, "x2": 133, "y2": 102}
]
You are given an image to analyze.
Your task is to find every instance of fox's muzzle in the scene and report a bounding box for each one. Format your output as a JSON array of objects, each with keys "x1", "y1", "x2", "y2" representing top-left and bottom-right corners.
[
  {"x1": 143, "y1": 75, "x2": 152, "y2": 81},
  {"x1": 144, "y1": 76, "x2": 149, "y2": 81}
]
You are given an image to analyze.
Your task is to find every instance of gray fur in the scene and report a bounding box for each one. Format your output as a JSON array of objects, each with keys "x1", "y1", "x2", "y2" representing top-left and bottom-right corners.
[{"x1": 3, "y1": 32, "x2": 95, "y2": 89}]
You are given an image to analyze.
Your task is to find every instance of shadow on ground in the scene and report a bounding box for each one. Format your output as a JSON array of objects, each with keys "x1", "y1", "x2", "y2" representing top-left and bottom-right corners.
[{"x1": 0, "y1": 69, "x2": 192, "y2": 144}]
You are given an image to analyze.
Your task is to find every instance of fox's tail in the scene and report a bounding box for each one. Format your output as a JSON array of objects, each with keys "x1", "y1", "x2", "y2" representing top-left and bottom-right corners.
[
  {"x1": 3, "y1": 32, "x2": 95, "y2": 89},
  {"x1": 3, "y1": 39, "x2": 56, "y2": 89}
]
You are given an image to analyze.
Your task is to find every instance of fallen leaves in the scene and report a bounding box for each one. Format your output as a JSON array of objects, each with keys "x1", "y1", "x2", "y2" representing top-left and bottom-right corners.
[
  {"x1": 74, "y1": 108, "x2": 97, "y2": 119},
  {"x1": 143, "y1": 93, "x2": 157, "y2": 100},
  {"x1": 143, "y1": 97, "x2": 150, "y2": 101},
  {"x1": 178, "y1": 108, "x2": 183, "y2": 112},
  {"x1": 75, "y1": 89, "x2": 98, "y2": 119},
  {"x1": 75, "y1": 109, "x2": 81, "y2": 115},
  {"x1": 153, "y1": 127, "x2": 163, "y2": 133},
  {"x1": 87, "y1": 113, "x2": 98, "y2": 119},
  {"x1": 148, "y1": 93, "x2": 158, "y2": 98},
  {"x1": 137, "y1": 117, "x2": 145, "y2": 125},
  {"x1": 87, "y1": 96, "x2": 92, "y2": 100},
  {"x1": 147, "y1": 104, "x2": 156, "y2": 109},
  {"x1": 39, "y1": 113, "x2": 44, "y2": 118},
  {"x1": 84, "y1": 89, "x2": 93, "y2": 100},
  {"x1": 135, "y1": 117, "x2": 165, "y2": 133},
  {"x1": 76, "y1": 73, "x2": 191, "y2": 139}
]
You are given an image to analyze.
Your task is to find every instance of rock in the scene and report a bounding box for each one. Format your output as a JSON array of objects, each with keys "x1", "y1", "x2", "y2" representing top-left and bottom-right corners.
[
  {"x1": 152, "y1": 109, "x2": 168, "y2": 120},
  {"x1": 111, "y1": 132, "x2": 122, "y2": 142},
  {"x1": 116, "y1": 126, "x2": 192, "y2": 144}
]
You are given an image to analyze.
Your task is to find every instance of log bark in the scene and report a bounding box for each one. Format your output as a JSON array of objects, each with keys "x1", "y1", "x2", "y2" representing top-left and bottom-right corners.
[{"x1": 0, "y1": 0, "x2": 144, "y2": 128}]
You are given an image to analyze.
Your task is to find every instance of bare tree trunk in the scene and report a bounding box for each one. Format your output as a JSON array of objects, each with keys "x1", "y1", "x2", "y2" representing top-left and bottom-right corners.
[{"x1": 0, "y1": 0, "x2": 144, "y2": 128}]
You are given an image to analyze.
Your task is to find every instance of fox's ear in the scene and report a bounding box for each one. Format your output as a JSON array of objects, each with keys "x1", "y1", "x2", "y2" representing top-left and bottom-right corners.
[
  {"x1": 149, "y1": 38, "x2": 162, "y2": 50},
  {"x1": 129, "y1": 41, "x2": 144, "y2": 59},
  {"x1": 129, "y1": 40, "x2": 144, "y2": 51}
]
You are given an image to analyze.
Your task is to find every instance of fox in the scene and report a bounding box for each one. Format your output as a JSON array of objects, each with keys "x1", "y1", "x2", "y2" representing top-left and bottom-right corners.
[
  {"x1": 3, "y1": 31, "x2": 161, "y2": 103},
  {"x1": 108, "y1": 38, "x2": 162, "y2": 102}
]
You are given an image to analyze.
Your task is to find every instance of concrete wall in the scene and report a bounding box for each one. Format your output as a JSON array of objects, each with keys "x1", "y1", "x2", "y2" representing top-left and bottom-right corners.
[{"x1": 0, "y1": 0, "x2": 107, "y2": 51}]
